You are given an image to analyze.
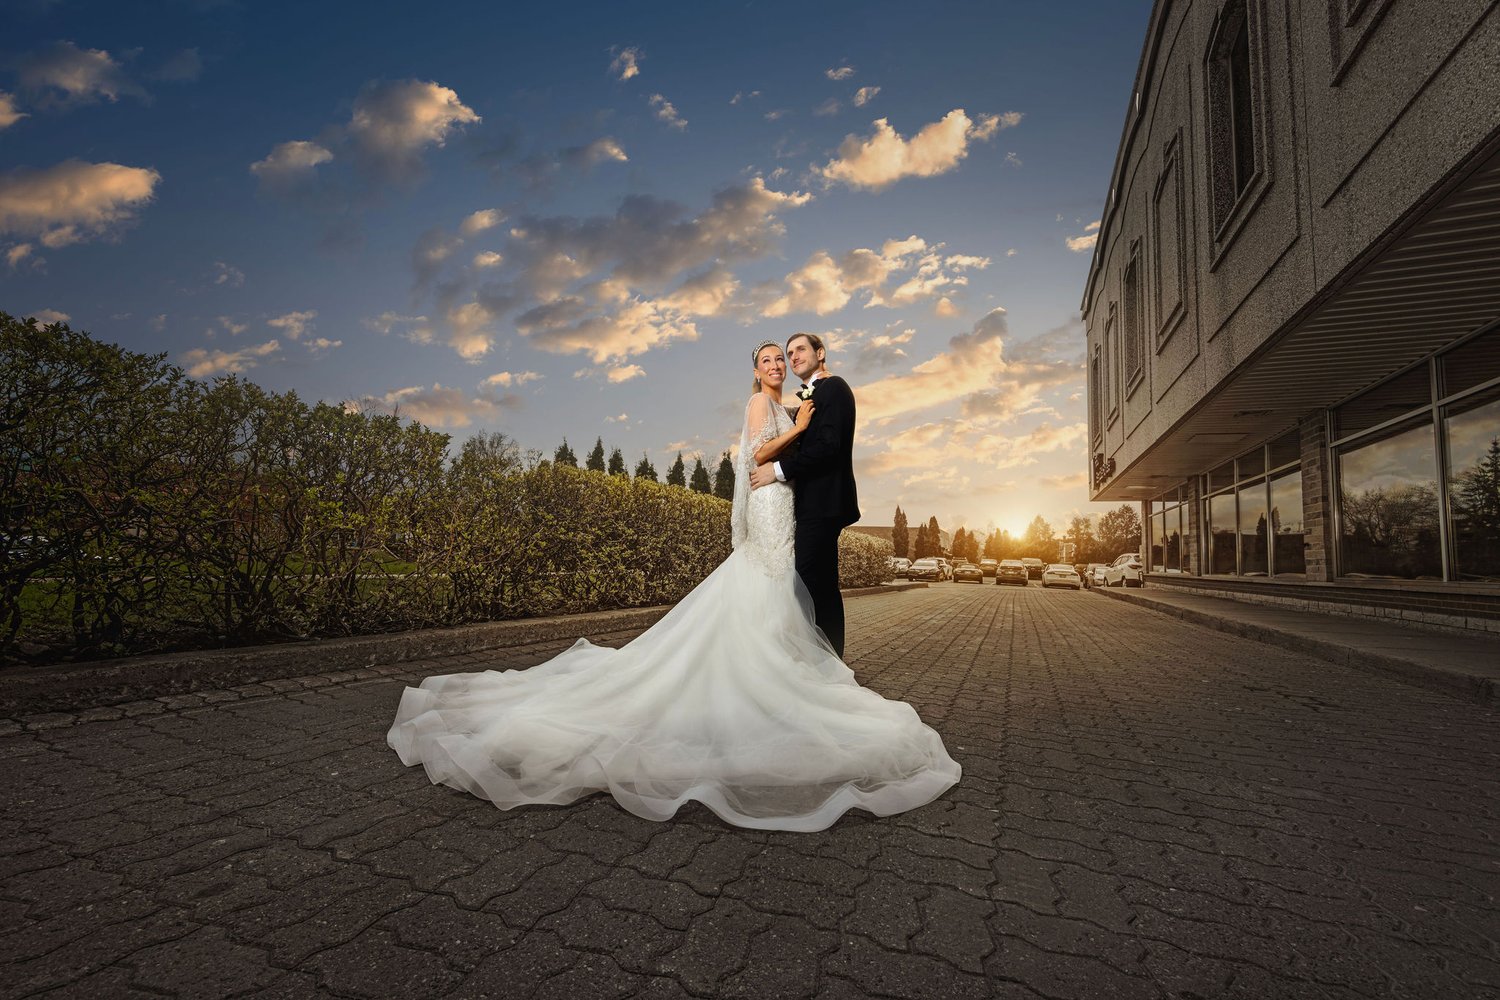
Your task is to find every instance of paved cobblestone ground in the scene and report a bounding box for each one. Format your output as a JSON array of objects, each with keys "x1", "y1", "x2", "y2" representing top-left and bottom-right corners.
[{"x1": 3, "y1": 585, "x2": 1497, "y2": 999}]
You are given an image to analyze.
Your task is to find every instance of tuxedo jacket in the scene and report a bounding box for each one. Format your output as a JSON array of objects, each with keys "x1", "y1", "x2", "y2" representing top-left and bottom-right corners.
[{"x1": 780, "y1": 375, "x2": 861, "y2": 528}]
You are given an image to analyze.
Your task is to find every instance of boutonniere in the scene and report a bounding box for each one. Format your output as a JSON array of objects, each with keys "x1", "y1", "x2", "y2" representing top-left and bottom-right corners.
[{"x1": 796, "y1": 385, "x2": 815, "y2": 401}]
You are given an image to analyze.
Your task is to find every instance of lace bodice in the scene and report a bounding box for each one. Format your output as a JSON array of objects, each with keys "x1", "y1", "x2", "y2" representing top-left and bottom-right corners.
[{"x1": 733, "y1": 395, "x2": 797, "y2": 577}]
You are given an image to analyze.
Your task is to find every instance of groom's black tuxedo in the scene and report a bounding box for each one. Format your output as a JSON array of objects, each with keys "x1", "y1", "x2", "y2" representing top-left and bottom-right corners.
[{"x1": 779, "y1": 375, "x2": 860, "y2": 657}]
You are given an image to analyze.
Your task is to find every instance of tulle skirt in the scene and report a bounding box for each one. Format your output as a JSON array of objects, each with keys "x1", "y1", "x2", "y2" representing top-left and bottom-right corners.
[{"x1": 387, "y1": 549, "x2": 961, "y2": 831}]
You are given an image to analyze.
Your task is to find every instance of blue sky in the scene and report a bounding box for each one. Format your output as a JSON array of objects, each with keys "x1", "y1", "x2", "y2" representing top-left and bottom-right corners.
[{"x1": 2, "y1": 0, "x2": 1151, "y2": 537}]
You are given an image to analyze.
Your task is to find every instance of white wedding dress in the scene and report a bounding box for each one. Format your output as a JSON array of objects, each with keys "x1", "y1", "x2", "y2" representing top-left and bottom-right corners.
[{"x1": 386, "y1": 393, "x2": 961, "y2": 831}]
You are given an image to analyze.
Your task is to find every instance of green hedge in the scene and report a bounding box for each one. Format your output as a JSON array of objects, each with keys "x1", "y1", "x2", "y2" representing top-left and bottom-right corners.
[{"x1": 1, "y1": 313, "x2": 890, "y2": 664}]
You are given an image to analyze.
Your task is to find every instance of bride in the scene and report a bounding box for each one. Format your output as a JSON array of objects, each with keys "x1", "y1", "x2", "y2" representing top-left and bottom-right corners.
[{"x1": 386, "y1": 339, "x2": 961, "y2": 831}]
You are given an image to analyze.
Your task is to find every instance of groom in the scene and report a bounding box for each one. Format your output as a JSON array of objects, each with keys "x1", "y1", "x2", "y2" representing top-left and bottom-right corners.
[{"x1": 750, "y1": 332, "x2": 860, "y2": 657}]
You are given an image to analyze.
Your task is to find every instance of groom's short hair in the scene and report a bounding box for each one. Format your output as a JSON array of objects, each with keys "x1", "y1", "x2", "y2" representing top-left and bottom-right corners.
[{"x1": 787, "y1": 332, "x2": 826, "y2": 358}]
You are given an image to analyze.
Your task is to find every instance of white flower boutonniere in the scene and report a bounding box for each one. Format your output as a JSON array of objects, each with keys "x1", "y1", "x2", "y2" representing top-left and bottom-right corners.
[{"x1": 796, "y1": 386, "x2": 816, "y2": 401}]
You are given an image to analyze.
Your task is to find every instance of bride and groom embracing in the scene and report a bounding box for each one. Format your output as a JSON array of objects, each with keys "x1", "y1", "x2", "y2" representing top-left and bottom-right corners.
[{"x1": 387, "y1": 333, "x2": 960, "y2": 832}]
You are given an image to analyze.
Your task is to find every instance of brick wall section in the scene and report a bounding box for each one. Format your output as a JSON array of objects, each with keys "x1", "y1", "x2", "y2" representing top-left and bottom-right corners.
[
  {"x1": 1300, "y1": 412, "x2": 1334, "y2": 582},
  {"x1": 1185, "y1": 476, "x2": 1202, "y2": 575}
]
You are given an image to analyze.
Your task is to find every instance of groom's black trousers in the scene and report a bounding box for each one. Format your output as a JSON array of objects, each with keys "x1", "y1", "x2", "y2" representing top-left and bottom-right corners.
[{"x1": 795, "y1": 518, "x2": 845, "y2": 658}]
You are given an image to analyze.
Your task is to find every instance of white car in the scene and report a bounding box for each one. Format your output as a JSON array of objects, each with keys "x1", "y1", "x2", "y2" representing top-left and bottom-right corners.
[
  {"x1": 1104, "y1": 552, "x2": 1145, "y2": 588},
  {"x1": 1084, "y1": 563, "x2": 1109, "y2": 588},
  {"x1": 1041, "y1": 563, "x2": 1082, "y2": 589},
  {"x1": 889, "y1": 557, "x2": 911, "y2": 578}
]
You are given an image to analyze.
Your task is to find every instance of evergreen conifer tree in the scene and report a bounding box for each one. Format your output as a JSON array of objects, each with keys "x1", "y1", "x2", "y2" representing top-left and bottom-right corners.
[
  {"x1": 634, "y1": 453, "x2": 658, "y2": 481},
  {"x1": 913, "y1": 523, "x2": 931, "y2": 559},
  {"x1": 666, "y1": 452, "x2": 687, "y2": 487},
  {"x1": 927, "y1": 516, "x2": 942, "y2": 556},
  {"x1": 553, "y1": 438, "x2": 577, "y2": 467},
  {"x1": 713, "y1": 451, "x2": 735, "y2": 499},
  {"x1": 607, "y1": 448, "x2": 627, "y2": 477},
  {"x1": 892, "y1": 506, "x2": 909, "y2": 559},
  {"x1": 689, "y1": 457, "x2": 711, "y2": 493},
  {"x1": 586, "y1": 437, "x2": 606, "y2": 472}
]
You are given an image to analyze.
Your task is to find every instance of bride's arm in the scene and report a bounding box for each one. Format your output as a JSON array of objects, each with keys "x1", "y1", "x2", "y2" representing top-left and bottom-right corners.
[{"x1": 753, "y1": 399, "x2": 814, "y2": 465}]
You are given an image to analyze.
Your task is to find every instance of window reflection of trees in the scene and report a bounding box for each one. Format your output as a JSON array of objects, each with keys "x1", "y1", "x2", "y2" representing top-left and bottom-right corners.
[
  {"x1": 1337, "y1": 422, "x2": 1442, "y2": 579},
  {"x1": 1447, "y1": 395, "x2": 1500, "y2": 582}
]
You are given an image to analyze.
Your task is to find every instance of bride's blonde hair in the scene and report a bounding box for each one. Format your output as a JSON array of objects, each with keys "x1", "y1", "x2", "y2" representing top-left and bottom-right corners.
[{"x1": 751, "y1": 339, "x2": 781, "y2": 393}]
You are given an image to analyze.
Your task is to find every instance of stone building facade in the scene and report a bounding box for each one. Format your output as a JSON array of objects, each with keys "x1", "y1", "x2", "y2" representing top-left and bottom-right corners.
[{"x1": 1082, "y1": 0, "x2": 1500, "y2": 629}]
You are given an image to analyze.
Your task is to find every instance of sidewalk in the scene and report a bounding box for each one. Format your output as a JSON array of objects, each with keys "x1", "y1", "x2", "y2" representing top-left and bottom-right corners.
[{"x1": 1097, "y1": 584, "x2": 1500, "y2": 703}]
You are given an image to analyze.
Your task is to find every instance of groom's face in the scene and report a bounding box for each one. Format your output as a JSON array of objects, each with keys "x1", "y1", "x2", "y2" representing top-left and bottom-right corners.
[{"x1": 786, "y1": 337, "x2": 823, "y2": 379}]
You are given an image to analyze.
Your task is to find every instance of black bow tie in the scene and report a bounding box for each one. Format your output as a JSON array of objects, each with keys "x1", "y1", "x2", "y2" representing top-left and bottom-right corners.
[{"x1": 800, "y1": 382, "x2": 810, "y2": 390}]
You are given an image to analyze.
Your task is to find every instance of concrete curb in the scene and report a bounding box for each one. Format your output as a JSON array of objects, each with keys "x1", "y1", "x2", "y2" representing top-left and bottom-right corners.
[
  {"x1": 0, "y1": 582, "x2": 926, "y2": 716},
  {"x1": 1096, "y1": 585, "x2": 1495, "y2": 704}
]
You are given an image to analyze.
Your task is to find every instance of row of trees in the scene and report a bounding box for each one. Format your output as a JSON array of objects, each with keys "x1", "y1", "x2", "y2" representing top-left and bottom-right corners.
[
  {"x1": 891, "y1": 505, "x2": 1144, "y2": 565},
  {"x1": 552, "y1": 438, "x2": 735, "y2": 499}
]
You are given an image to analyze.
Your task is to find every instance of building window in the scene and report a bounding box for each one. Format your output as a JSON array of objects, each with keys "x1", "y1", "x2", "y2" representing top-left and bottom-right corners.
[
  {"x1": 1206, "y1": 0, "x2": 1263, "y2": 235},
  {"x1": 1105, "y1": 303, "x2": 1120, "y2": 421},
  {"x1": 1328, "y1": 325, "x2": 1500, "y2": 583},
  {"x1": 1153, "y1": 134, "x2": 1187, "y2": 348},
  {"x1": 1444, "y1": 391, "x2": 1500, "y2": 582},
  {"x1": 1270, "y1": 469, "x2": 1306, "y2": 576},
  {"x1": 1148, "y1": 490, "x2": 1189, "y2": 573},
  {"x1": 1209, "y1": 491, "x2": 1237, "y2": 573},
  {"x1": 1200, "y1": 430, "x2": 1302, "y2": 577},
  {"x1": 1336, "y1": 421, "x2": 1442, "y2": 580},
  {"x1": 1090, "y1": 345, "x2": 1102, "y2": 445},
  {"x1": 1123, "y1": 244, "x2": 1144, "y2": 390},
  {"x1": 1239, "y1": 477, "x2": 1269, "y2": 576}
]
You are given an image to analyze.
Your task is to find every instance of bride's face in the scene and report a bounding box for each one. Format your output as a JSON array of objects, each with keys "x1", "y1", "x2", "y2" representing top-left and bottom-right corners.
[{"x1": 756, "y1": 346, "x2": 786, "y2": 390}]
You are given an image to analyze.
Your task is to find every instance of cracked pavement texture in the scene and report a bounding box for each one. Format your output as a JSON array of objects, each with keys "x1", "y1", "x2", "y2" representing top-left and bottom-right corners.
[{"x1": 2, "y1": 585, "x2": 1497, "y2": 999}]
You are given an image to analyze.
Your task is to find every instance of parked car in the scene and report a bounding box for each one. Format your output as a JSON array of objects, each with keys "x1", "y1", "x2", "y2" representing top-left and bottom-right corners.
[
  {"x1": 1021, "y1": 557, "x2": 1045, "y2": 580},
  {"x1": 978, "y1": 558, "x2": 999, "y2": 577},
  {"x1": 996, "y1": 559, "x2": 1028, "y2": 586},
  {"x1": 1084, "y1": 563, "x2": 1108, "y2": 589},
  {"x1": 1104, "y1": 552, "x2": 1145, "y2": 588},
  {"x1": 933, "y1": 557, "x2": 953, "y2": 581},
  {"x1": 889, "y1": 556, "x2": 912, "y2": 579},
  {"x1": 953, "y1": 562, "x2": 984, "y2": 584},
  {"x1": 907, "y1": 557, "x2": 943, "y2": 582},
  {"x1": 1041, "y1": 563, "x2": 1083, "y2": 589}
]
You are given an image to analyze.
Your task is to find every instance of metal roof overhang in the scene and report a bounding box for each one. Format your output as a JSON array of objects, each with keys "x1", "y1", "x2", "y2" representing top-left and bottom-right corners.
[{"x1": 1095, "y1": 139, "x2": 1500, "y2": 501}]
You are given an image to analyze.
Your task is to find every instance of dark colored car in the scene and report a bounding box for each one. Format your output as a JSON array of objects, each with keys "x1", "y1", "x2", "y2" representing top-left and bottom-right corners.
[
  {"x1": 907, "y1": 557, "x2": 943, "y2": 581},
  {"x1": 1021, "y1": 557, "x2": 1045, "y2": 580},
  {"x1": 978, "y1": 558, "x2": 999, "y2": 577},
  {"x1": 996, "y1": 559, "x2": 1028, "y2": 586},
  {"x1": 953, "y1": 562, "x2": 984, "y2": 584}
]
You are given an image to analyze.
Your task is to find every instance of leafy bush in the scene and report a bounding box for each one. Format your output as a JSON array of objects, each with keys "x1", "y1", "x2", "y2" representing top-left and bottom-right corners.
[{"x1": 839, "y1": 530, "x2": 894, "y2": 589}]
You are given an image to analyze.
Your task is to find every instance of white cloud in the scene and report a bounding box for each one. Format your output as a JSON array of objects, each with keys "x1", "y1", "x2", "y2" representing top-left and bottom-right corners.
[
  {"x1": 0, "y1": 92, "x2": 27, "y2": 130},
  {"x1": 760, "y1": 235, "x2": 987, "y2": 317},
  {"x1": 371, "y1": 382, "x2": 517, "y2": 428},
  {"x1": 363, "y1": 311, "x2": 433, "y2": 344},
  {"x1": 814, "y1": 98, "x2": 841, "y2": 117},
  {"x1": 1004, "y1": 151, "x2": 1022, "y2": 167},
  {"x1": 607, "y1": 364, "x2": 645, "y2": 383},
  {"x1": 29, "y1": 308, "x2": 69, "y2": 326},
  {"x1": 482, "y1": 370, "x2": 541, "y2": 388},
  {"x1": 935, "y1": 296, "x2": 958, "y2": 318},
  {"x1": 0, "y1": 160, "x2": 160, "y2": 248},
  {"x1": 606, "y1": 413, "x2": 629, "y2": 423},
  {"x1": 16, "y1": 41, "x2": 144, "y2": 106},
  {"x1": 1066, "y1": 221, "x2": 1100, "y2": 253},
  {"x1": 215, "y1": 315, "x2": 247, "y2": 336},
  {"x1": 516, "y1": 295, "x2": 700, "y2": 364},
  {"x1": 649, "y1": 93, "x2": 687, "y2": 130},
  {"x1": 818, "y1": 109, "x2": 1021, "y2": 190},
  {"x1": 565, "y1": 136, "x2": 629, "y2": 169},
  {"x1": 347, "y1": 79, "x2": 480, "y2": 173},
  {"x1": 181, "y1": 339, "x2": 280, "y2": 378},
  {"x1": 730, "y1": 90, "x2": 761, "y2": 105},
  {"x1": 305, "y1": 337, "x2": 342, "y2": 353},
  {"x1": 249, "y1": 140, "x2": 333, "y2": 188},
  {"x1": 826, "y1": 66, "x2": 855, "y2": 81},
  {"x1": 610, "y1": 47, "x2": 642, "y2": 81},
  {"x1": 852, "y1": 86, "x2": 880, "y2": 107},
  {"x1": 5, "y1": 242, "x2": 37, "y2": 269},
  {"x1": 472, "y1": 250, "x2": 503, "y2": 268},
  {"x1": 459, "y1": 208, "x2": 503, "y2": 236},
  {"x1": 212, "y1": 261, "x2": 244, "y2": 287},
  {"x1": 267, "y1": 310, "x2": 316, "y2": 340}
]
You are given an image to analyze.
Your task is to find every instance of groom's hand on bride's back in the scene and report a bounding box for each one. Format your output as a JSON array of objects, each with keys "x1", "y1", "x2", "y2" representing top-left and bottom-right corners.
[{"x1": 750, "y1": 463, "x2": 778, "y2": 490}]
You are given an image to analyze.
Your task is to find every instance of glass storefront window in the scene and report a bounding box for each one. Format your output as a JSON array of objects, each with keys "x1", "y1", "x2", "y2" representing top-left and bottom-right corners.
[
  {"x1": 1270, "y1": 470, "x2": 1305, "y2": 576},
  {"x1": 1337, "y1": 420, "x2": 1442, "y2": 579},
  {"x1": 1166, "y1": 505, "x2": 1183, "y2": 572},
  {"x1": 1209, "y1": 461, "x2": 1234, "y2": 492},
  {"x1": 1209, "y1": 491, "x2": 1236, "y2": 574},
  {"x1": 1269, "y1": 430, "x2": 1299, "y2": 470},
  {"x1": 1152, "y1": 509, "x2": 1166, "y2": 571},
  {"x1": 1239, "y1": 480, "x2": 1269, "y2": 575},
  {"x1": 1445, "y1": 393, "x2": 1500, "y2": 582},
  {"x1": 1237, "y1": 446, "x2": 1265, "y2": 480}
]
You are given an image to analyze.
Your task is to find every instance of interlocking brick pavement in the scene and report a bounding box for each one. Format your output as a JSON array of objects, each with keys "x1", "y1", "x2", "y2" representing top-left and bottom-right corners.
[{"x1": 2, "y1": 585, "x2": 1497, "y2": 999}]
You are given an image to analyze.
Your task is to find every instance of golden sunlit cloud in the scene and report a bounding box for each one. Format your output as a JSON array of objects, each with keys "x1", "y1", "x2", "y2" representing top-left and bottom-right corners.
[
  {"x1": 610, "y1": 47, "x2": 642, "y2": 81},
  {"x1": 818, "y1": 109, "x2": 1021, "y2": 190},
  {"x1": 181, "y1": 339, "x2": 281, "y2": 378},
  {"x1": 0, "y1": 160, "x2": 160, "y2": 248},
  {"x1": 371, "y1": 382, "x2": 517, "y2": 428},
  {"x1": 16, "y1": 40, "x2": 144, "y2": 106},
  {"x1": 1066, "y1": 220, "x2": 1101, "y2": 252},
  {"x1": 649, "y1": 93, "x2": 687, "y2": 130},
  {"x1": 267, "y1": 310, "x2": 316, "y2": 340},
  {"x1": 0, "y1": 91, "x2": 26, "y2": 129}
]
